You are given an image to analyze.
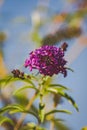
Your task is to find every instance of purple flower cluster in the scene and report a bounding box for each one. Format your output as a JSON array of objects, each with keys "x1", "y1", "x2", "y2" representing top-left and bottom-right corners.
[{"x1": 24, "y1": 45, "x2": 67, "y2": 77}]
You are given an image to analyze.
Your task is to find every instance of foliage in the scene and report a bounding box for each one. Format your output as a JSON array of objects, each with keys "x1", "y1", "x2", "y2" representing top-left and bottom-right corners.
[
  {"x1": 0, "y1": 61, "x2": 79, "y2": 130},
  {"x1": 1, "y1": 0, "x2": 85, "y2": 129},
  {"x1": 82, "y1": 127, "x2": 87, "y2": 130}
]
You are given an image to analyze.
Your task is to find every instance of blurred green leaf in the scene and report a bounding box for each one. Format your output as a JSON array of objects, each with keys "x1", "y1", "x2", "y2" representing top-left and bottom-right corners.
[
  {"x1": 46, "y1": 87, "x2": 58, "y2": 93},
  {"x1": 0, "y1": 104, "x2": 39, "y2": 121},
  {"x1": 0, "y1": 116, "x2": 14, "y2": 126},
  {"x1": 0, "y1": 32, "x2": 7, "y2": 43},
  {"x1": 31, "y1": 31, "x2": 41, "y2": 44},
  {"x1": 14, "y1": 93, "x2": 29, "y2": 106},
  {"x1": 58, "y1": 91, "x2": 79, "y2": 112},
  {"x1": 14, "y1": 93, "x2": 38, "y2": 114},
  {"x1": 81, "y1": 126, "x2": 87, "y2": 130},
  {"x1": 46, "y1": 88, "x2": 79, "y2": 111},
  {"x1": 0, "y1": 104, "x2": 25, "y2": 113},
  {"x1": 51, "y1": 118, "x2": 65, "y2": 122},
  {"x1": 0, "y1": 76, "x2": 13, "y2": 85},
  {"x1": 0, "y1": 75, "x2": 35, "y2": 87},
  {"x1": 42, "y1": 26, "x2": 82, "y2": 45},
  {"x1": 26, "y1": 122, "x2": 36, "y2": 129},
  {"x1": 52, "y1": 118, "x2": 71, "y2": 130},
  {"x1": 39, "y1": 109, "x2": 45, "y2": 123},
  {"x1": 48, "y1": 84, "x2": 70, "y2": 90},
  {"x1": 66, "y1": 8, "x2": 87, "y2": 23},
  {"x1": 45, "y1": 109, "x2": 72, "y2": 117},
  {"x1": 13, "y1": 85, "x2": 38, "y2": 95},
  {"x1": 21, "y1": 123, "x2": 46, "y2": 130}
]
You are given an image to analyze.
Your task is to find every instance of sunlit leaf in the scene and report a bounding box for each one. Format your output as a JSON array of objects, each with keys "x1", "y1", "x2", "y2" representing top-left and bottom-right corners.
[
  {"x1": 58, "y1": 91, "x2": 79, "y2": 111},
  {"x1": 31, "y1": 31, "x2": 41, "y2": 44},
  {"x1": 45, "y1": 109, "x2": 72, "y2": 117},
  {"x1": 52, "y1": 118, "x2": 71, "y2": 130},
  {"x1": 82, "y1": 126, "x2": 87, "y2": 130},
  {"x1": 46, "y1": 88, "x2": 79, "y2": 111},
  {"x1": 26, "y1": 122, "x2": 36, "y2": 129},
  {"x1": 66, "y1": 8, "x2": 87, "y2": 23},
  {"x1": 51, "y1": 118, "x2": 65, "y2": 122},
  {"x1": 36, "y1": 127, "x2": 46, "y2": 130},
  {"x1": 14, "y1": 92, "x2": 39, "y2": 116},
  {"x1": 14, "y1": 93, "x2": 29, "y2": 106},
  {"x1": 48, "y1": 84, "x2": 70, "y2": 90},
  {"x1": 0, "y1": 116, "x2": 14, "y2": 126},
  {"x1": 39, "y1": 109, "x2": 45, "y2": 123},
  {"x1": 46, "y1": 87, "x2": 58, "y2": 93},
  {"x1": 0, "y1": 75, "x2": 12, "y2": 85},
  {"x1": 0, "y1": 75, "x2": 35, "y2": 87},
  {"x1": 21, "y1": 123, "x2": 46, "y2": 130},
  {"x1": 0, "y1": 104, "x2": 39, "y2": 122},
  {"x1": 0, "y1": 104, "x2": 25, "y2": 113},
  {"x1": 13, "y1": 85, "x2": 38, "y2": 95}
]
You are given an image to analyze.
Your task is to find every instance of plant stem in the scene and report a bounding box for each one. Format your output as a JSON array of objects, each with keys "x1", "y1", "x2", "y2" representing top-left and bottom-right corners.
[
  {"x1": 14, "y1": 92, "x2": 38, "y2": 130},
  {"x1": 50, "y1": 121, "x2": 55, "y2": 130},
  {"x1": 50, "y1": 94, "x2": 58, "y2": 130}
]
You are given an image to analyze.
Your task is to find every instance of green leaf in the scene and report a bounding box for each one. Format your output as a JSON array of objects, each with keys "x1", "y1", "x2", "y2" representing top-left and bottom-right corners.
[
  {"x1": 81, "y1": 127, "x2": 87, "y2": 130},
  {"x1": 0, "y1": 76, "x2": 12, "y2": 85},
  {"x1": 58, "y1": 91, "x2": 79, "y2": 112},
  {"x1": 52, "y1": 118, "x2": 71, "y2": 130},
  {"x1": 46, "y1": 88, "x2": 79, "y2": 111},
  {"x1": 21, "y1": 78, "x2": 35, "y2": 86},
  {"x1": 39, "y1": 109, "x2": 45, "y2": 123},
  {"x1": 0, "y1": 104, "x2": 25, "y2": 113},
  {"x1": 51, "y1": 118, "x2": 65, "y2": 122},
  {"x1": 0, "y1": 116, "x2": 14, "y2": 126},
  {"x1": 0, "y1": 75, "x2": 35, "y2": 87},
  {"x1": 13, "y1": 85, "x2": 38, "y2": 95},
  {"x1": 24, "y1": 110, "x2": 39, "y2": 122},
  {"x1": 66, "y1": 67, "x2": 74, "y2": 72},
  {"x1": 37, "y1": 127, "x2": 46, "y2": 130},
  {"x1": 48, "y1": 84, "x2": 70, "y2": 90},
  {"x1": 46, "y1": 87, "x2": 58, "y2": 93},
  {"x1": 14, "y1": 93, "x2": 29, "y2": 106},
  {"x1": 21, "y1": 123, "x2": 46, "y2": 130},
  {"x1": 27, "y1": 122, "x2": 36, "y2": 129},
  {"x1": 14, "y1": 93, "x2": 38, "y2": 114},
  {"x1": 31, "y1": 31, "x2": 41, "y2": 43},
  {"x1": 0, "y1": 104, "x2": 39, "y2": 122},
  {"x1": 45, "y1": 109, "x2": 72, "y2": 117}
]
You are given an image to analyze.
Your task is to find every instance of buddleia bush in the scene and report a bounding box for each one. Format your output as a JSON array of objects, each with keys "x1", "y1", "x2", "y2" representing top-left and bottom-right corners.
[{"x1": 0, "y1": 43, "x2": 79, "y2": 130}]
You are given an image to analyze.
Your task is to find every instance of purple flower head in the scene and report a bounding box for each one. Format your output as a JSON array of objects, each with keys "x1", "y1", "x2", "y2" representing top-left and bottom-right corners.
[{"x1": 24, "y1": 45, "x2": 67, "y2": 77}]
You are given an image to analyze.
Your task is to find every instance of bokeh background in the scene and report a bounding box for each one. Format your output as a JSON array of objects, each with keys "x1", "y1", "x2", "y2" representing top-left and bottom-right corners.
[{"x1": 0, "y1": 0, "x2": 87, "y2": 129}]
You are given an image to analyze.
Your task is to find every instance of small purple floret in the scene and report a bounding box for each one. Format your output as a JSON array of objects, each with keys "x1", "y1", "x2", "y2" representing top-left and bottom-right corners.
[{"x1": 24, "y1": 45, "x2": 67, "y2": 77}]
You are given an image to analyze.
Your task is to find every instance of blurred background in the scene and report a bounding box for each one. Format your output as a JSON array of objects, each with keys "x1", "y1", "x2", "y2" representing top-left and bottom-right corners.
[{"x1": 0, "y1": 0, "x2": 87, "y2": 129}]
